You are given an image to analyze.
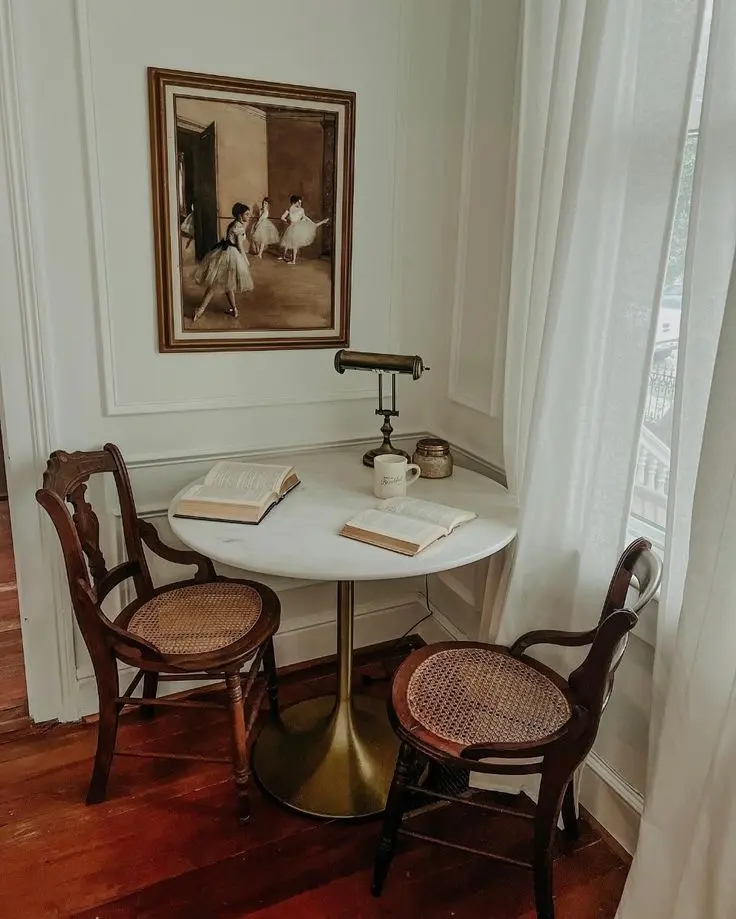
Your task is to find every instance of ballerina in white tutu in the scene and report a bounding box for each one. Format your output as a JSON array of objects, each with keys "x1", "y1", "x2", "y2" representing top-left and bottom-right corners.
[
  {"x1": 279, "y1": 195, "x2": 330, "y2": 265},
  {"x1": 193, "y1": 202, "x2": 254, "y2": 322},
  {"x1": 250, "y1": 197, "x2": 280, "y2": 258}
]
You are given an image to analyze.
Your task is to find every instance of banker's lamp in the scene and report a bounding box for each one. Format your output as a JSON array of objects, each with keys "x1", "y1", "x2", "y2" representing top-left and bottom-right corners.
[{"x1": 334, "y1": 349, "x2": 430, "y2": 467}]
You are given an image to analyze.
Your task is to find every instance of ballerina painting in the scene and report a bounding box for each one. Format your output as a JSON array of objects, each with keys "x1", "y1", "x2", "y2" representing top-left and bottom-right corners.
[{"x1": 149, "y1": 68, "x2": 355, "y2": 352}]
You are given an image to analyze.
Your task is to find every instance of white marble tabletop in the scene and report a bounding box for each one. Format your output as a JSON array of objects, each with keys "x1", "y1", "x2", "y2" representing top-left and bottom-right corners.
[{"x1": 168, "y1": 447, "x2": 518, "y2": 582}]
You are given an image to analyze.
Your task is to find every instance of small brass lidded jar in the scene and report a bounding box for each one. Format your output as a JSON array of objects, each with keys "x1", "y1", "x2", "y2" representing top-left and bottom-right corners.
[{"x1": 412, "y1": 437, "x2": 453, "y2": 479}]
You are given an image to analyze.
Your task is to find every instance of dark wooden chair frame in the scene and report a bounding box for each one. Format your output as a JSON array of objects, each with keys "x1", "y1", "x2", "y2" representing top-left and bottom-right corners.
[
  {"x1": 36, "y1": 443, "x2": 281, "y2": 823},
  {"x1": 372, "y1": 538, "x2": 661, "y2": 919}
]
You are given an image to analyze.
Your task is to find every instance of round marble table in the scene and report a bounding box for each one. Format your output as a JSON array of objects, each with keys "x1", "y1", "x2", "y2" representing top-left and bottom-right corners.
[{"x1": 169, "y1": 447, "x2": 517, "y2": 819}]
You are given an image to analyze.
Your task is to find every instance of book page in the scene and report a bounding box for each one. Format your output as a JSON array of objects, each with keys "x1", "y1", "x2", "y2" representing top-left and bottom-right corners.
[
  {"x1": 344, "y1": 509, "x2": 446, "y2": 548},
  {"x1": 202, "y1": 462, "x2": 289, "y2": 498},
  {"x1": 177, "y1": 483, "x2": 262, "y2": 507},
  {"x1": 379, "y1": 497, "x2": 477, "y2": 532}
]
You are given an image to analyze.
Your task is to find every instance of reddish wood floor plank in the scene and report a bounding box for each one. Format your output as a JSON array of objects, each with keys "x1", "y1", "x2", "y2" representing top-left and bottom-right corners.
[
  {"x1": 0, "y1": 500, "x2": 27, "y2": 732},
  {"x1": 0, "y1": 649, "x2": 628, "y2": 919},
  {"x1": 0, "y1": 501, "x2": 16, "y2": 584}
]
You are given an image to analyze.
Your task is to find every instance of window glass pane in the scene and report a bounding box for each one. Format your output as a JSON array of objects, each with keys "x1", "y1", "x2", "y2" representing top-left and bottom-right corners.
[{"x1": 631, "y1": 5, "x2": 712, "y2": 541}]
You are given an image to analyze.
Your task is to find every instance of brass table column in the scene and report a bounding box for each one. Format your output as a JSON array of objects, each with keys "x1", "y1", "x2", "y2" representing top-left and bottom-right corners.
[{"x1": 252, "y1": 581, "x2": 400, "y2": 818}]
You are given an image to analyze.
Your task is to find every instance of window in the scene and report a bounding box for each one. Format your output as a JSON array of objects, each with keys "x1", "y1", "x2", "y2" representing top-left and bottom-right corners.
[{"x1": 630, "y1": 6, "x2": 712, "y2": 546}]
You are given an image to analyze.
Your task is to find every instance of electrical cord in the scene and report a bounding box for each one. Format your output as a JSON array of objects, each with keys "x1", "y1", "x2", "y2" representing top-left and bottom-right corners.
[{"x1": 361, "y1": 574, "x2": 435, "y2": 685}]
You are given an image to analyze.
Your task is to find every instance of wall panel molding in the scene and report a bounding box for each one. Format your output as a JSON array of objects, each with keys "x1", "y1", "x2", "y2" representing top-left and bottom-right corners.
[
  {"x1": 447, "y1": 0, "x2": 518, "y2": 419},
  {"x1": 71, "y1": 0, "x2": 377, "y2": 417},
  {"x1": 448, "y1": 0, "x2": 485, "y2": 413},
  {"x1": 0, "y1": 0, "x2": 78, "y2": 721}
]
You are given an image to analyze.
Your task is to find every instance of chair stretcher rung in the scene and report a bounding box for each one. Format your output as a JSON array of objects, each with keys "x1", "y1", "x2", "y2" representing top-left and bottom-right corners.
[
  {"x1": 117, "y1": 697, "x2": 227, "y2": 711},
  {"x1": 397, "y1": 828, "x2": 533, "y2": 870},
  {"x1": 404, "y1": 785, "x2": 535, "y2": 820}
]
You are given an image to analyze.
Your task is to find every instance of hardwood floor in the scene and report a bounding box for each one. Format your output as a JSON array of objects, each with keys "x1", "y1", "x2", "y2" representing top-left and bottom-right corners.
[
  {"x1": 0, "y1": 643, "x2": 628, "y2": 918},
  {"x1": 0, "y1": 499, "x2": 28, "y2": 735}
]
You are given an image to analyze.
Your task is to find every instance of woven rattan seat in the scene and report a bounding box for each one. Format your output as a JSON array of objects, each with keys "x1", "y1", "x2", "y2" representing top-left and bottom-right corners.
[
  {"x1": 406, "y1": 647, "x2": 571, "y2": 746},
  {"x1": 128, "y1": 581, "x2": 263, "y2": 654}
]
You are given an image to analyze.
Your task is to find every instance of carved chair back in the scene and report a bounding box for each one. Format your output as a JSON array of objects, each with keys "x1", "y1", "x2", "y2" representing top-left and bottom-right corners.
[
  {"x1": 594, "y1": 537, "x2": 661, "y2": 706},
  {"x1": 36, "y1": 444, "x2": 161, "y2": 666},
  {"x1": 557, "y1": 538, "x2": 660, "y2": 739},
  {"x1": 499, "y1": 538, "x2": 661, "y2": 764}
]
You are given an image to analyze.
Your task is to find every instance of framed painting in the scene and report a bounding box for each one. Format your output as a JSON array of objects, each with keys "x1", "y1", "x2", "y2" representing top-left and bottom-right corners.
[{"x1": 148, "y1": 68, "x2": 355, "y2": 352}]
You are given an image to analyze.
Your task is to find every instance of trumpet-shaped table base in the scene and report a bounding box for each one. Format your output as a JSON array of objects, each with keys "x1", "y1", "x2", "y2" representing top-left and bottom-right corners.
[
  {"x1": 252, "y1": 581, "x2": 399, "y2": 818},
  {"x1": 252, "y1": 693, "x2": 399, "y2": 818}
]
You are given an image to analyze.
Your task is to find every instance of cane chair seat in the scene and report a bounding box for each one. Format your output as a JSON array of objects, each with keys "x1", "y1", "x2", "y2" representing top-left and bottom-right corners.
[
  {"x1": 127, "y1": 581, "x2": 264, "y2": 655},
  {"x1": 404, "y1": 646, "x2": 572, "y2": 747}
]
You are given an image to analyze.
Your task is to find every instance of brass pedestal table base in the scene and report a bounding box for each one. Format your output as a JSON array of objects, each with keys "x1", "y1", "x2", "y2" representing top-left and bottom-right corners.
[{"x1": 252, "y1": 581, "x2": 400, "y2": 818}]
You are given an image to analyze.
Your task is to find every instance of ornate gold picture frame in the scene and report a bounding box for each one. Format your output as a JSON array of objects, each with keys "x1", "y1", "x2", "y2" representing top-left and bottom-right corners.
[{"x1": 148, "y1": 68, "x2": 355, "y2": 352}]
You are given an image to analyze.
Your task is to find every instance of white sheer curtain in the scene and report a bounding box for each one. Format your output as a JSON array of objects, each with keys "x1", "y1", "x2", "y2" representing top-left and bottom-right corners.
[
  {"x1": 648, "y1": 0, "x2": 736, "y2": 764},
  {"x1": 480, "y1": 0, "x2": 705, "y2": 651},
  {"x1": 617, "y1": 1, "x2": 736, "y2": 915},
  {"x1": 618, "y1": 270, "x2": 736, "y2": 918}
]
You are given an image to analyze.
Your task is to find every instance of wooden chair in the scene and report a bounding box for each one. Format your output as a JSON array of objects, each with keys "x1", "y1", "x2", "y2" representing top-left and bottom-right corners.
[
  {"x1": 36, "y1": 443, "x2": 281, "y2": 824},
  {"x1": 372, "y1": 538, "x2": 661, "y2": 919}
]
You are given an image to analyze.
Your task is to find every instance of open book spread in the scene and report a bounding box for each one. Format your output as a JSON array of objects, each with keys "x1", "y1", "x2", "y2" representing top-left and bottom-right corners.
[
  {"x1": 173, "y1": 461, "x2": 300, "y2": 525},
  {"x1": 340, "y1": 497, "x2": 477, "y2": 556}
]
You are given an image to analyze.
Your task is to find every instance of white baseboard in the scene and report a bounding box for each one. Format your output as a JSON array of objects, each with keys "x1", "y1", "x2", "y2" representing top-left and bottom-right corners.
[
  {"x1": 579, "y1": 751, "x2": 643, "y2": 855},
  {"x1": 426, "y1": 604, "x2": 468, "y2": 641},
  {"x1": 75, "y1": 598, "x2": 430, "y2": 717},
  {"x1": 416, "y1": 614, "x2": 457, "y2": 644}
]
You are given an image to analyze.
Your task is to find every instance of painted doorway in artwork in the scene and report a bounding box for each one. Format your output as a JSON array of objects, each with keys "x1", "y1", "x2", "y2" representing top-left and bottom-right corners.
[{"x1": 177, "y1": 121, "x2": 218, "y2": 261}]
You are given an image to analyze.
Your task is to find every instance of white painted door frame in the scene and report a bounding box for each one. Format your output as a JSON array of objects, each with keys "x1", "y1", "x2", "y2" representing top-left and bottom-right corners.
[{"x1": 0, "y1": 0, "x2": 79, "y2": 722}]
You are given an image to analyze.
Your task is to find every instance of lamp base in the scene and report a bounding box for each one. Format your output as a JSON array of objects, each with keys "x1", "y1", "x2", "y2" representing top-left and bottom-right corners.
[{"x1": 362, "y1": 443, "x2": 411, "y2": 468}]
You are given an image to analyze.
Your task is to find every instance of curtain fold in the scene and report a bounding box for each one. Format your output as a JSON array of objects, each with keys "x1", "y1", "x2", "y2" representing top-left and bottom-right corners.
[
  {"x1": 480, "y1": 0, "x2": 704, "y2": 659},
  {"x1": 617, "y1": 1, "x2": 736, "y2": 915},
  {"x1": 617, "y1": 261, "x2": 736, "y2": 919},
  {"x1": 649, "y1": 0, "x2": 735, "y2": 772}
]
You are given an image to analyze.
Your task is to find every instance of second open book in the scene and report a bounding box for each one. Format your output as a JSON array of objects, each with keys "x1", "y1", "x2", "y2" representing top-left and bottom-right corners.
[{"x1": 340, "y1": 497, "x2": 477, "y2": 556}]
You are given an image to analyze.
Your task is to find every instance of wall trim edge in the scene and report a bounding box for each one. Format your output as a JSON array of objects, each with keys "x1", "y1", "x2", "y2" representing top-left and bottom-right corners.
[
  {"x1": 0, "y1": 0, "x2": 78, "y2": 721},
  {"x1": 584, "y1": 751, "x2": 644, "y2": 816}
]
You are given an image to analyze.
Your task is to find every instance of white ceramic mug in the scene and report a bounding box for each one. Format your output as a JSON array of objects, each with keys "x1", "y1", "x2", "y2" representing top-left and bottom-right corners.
[{"x1": 373, "y1": 454, "x2": 421, "y2": 499}]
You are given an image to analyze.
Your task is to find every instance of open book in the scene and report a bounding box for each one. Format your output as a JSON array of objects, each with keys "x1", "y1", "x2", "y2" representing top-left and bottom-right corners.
[
  {"x1": 340, "y1": 497, "x2": 477, "y2": 556},
  {"x1": 173, "y1": 461, "x2": 300, "y2": 525}
]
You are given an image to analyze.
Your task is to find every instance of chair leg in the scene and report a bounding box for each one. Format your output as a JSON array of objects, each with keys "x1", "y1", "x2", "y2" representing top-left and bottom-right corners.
[
  {"x1": 561, "y1": 781, "x2": 580, "y2": 841},
  {"x1": 87, "y1": 691, "x2": 120, "y2": 805},
  {"x1": 533, "y1": 768, "x2": 569, "y2": 919},
  {"x1": 372, "y1": 741, "x2": 416, "y2": 897},
  {"x1": 140, "y1": 671, "x2": 159, "y2": 720},
  {"x1": 225, "y1": 671, "x2": 251, "y2": 825},
  {"x1": 263, "y1": 638, "x2": 279, "y2": 717}
]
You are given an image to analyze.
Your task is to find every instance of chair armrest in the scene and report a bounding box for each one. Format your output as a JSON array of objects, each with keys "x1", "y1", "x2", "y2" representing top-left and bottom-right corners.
[
  {"x1": 137, "y1": 518, "x2": 216, "y2": 582},
  {"x1": 509, "y1": 627, "x2": 599, "y2": 657}
]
